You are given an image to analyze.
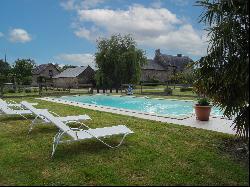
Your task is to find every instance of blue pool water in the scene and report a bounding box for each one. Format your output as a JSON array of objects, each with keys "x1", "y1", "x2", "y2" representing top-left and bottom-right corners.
[{"x1": 60, "y1": 95, "x2": 224, "y2": 117}]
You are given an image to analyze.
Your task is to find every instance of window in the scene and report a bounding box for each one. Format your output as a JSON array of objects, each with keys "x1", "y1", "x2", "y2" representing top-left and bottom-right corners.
[{"x1": 49, "y1": 70, "x2": 53, "y2": 78}]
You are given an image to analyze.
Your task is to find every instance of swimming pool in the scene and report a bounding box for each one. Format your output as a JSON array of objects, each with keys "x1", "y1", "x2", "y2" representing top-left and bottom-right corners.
[{"x1": 59, "y1": 95, "x2": 224, "y2": 118}]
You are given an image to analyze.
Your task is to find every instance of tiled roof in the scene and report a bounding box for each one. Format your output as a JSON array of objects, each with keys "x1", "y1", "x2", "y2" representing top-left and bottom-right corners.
[{"x1": 53, "y1": 66, "x2": 88, "y2": 78}]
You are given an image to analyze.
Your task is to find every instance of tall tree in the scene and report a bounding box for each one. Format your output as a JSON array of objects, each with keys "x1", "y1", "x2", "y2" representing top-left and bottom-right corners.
[
  {"x1": 12, "y1": 59, "x2": 36, "y2": 85},
  {"x1": 95, "y1": 34, "x2": 147, "y2": 90},
  {"x1": 194, "y1": 0, "x2": 249, "y2": 138},
  {"x1": 0, "y1": 59, "x2": 11, "y2": 84},
  {"x1": 0, "y1": 59, "x2": 11, "y2": 96}
]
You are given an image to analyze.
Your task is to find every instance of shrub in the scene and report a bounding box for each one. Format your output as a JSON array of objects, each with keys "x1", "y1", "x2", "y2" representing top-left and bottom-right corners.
[
  {"x1": 142, "y1": 78, "x2": 161, "y2": 86},
  {"x1": 33, "y1": 88, "x2": 38, "y2": 92},
  {"x1": 180, "y1": 87, "x2": 193, "y2": 92},
  {"x1": 18, "y1": 87, "x2": 23, "y2": 93},
  {"x1": 25, "y1": 88, "x2": 32, "y2": 93},
  {"x1": 8, "y1": 89, "x2": 16, "y2": 93},
  {"x1": 197, "y1": 98, "x2": 210, "y2": 106},
  {"x1": 164, "y1": 87, "x2": 173, "y2": 95}
]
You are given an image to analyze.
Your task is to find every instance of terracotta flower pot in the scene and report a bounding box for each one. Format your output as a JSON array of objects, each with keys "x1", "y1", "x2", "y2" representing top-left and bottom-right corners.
[{"x1": 194, "y1": 105, "x2": 212, "y2": 121}]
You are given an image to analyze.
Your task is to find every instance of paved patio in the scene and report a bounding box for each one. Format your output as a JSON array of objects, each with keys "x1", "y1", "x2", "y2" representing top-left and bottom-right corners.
[{"x1": 39, "y1": 97, "x2": 236, "y2": 135}]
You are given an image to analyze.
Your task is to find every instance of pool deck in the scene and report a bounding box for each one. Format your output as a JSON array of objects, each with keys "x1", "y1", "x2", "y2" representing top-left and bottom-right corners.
[{"x1": 38, "y1": 97, "x2": 236, "y2": 135}]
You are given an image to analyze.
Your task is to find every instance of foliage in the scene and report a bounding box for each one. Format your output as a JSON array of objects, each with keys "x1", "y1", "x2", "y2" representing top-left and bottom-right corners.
[
  {"x1": 60, "y1": 64, "x2": 77, "y2": 71},
  {"x1": 197, "y1": 97, "x2": 210, "y2": 106},
  {"x1": 173, "y1": 62, "x2": 196, "y2": 85},
  {"x1": 7, "y1": 88, "x2": 16, "y2": 93},
  {"x1": 194, "y1": 0, "x2": 249, "y2": 139},
  {"x1": 180, "y1": 87, "x2": 193, "y2": 92},
  {"x1": 24, "y1": 88, "x2": 32, "y2": 93},
  {"x1": 164, "y1": 87, "x2": 173, "y2": 95},
  {"x1": 12, "y1": 59, "x2": 36, "y2": 85},
  {"x1": 95, "y1": 34, "x2": 147, "y2": 88},
  {"x1": 0, "y1": 59, "x2": 11, "y2": 85}
]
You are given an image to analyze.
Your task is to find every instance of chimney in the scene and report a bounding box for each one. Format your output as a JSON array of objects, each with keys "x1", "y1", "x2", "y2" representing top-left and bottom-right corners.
[
  {"x1": 177, "y1": 54, "x2": 182, "y2": 57},
  {"x1": 155, "y1": 49, "x2": 161, "y2": 56}
]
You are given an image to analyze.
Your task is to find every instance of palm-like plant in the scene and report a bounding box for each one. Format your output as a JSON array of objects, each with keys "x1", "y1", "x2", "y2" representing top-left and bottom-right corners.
[{"x1": 194, "y1": 0, "x2": 249, "y2": 139}]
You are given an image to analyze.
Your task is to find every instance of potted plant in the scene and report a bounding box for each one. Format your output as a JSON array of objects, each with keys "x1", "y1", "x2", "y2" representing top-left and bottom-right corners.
[{"x1": 194, "y1": 98, "x2": 212, "y2": 121}]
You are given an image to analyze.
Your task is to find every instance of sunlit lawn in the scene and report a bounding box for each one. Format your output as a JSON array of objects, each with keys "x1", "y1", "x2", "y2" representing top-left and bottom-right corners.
[{"x1": 0, "y1": 97, "x2": 248, "y2": 185}]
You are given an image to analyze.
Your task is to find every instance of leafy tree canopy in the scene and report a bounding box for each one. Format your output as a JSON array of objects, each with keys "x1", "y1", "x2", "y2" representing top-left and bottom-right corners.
[
  {"x1": 0, "y1": 59, "x2": 11, "y2": 85},
  {"x1": 194, "y1": 0, "x2": 249, "y2": 138},
  {"x1": 12, "y1": 59, "x2": 36, "y2": 85},
  {"x1": 95, "y1": 34, "x2": 147, "y2": 88}
]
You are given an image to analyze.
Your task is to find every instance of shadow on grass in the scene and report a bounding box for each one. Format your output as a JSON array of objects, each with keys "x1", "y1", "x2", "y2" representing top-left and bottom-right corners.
[
  {"x1": 28, "y1": 126, "x2": 57, "y2": 135},
  {"x1": 0, "y1": 115, "x2": 34, "y2": 122},
  {"x1": 52, "y1": 138, "x2": 131, "y2": 160}
]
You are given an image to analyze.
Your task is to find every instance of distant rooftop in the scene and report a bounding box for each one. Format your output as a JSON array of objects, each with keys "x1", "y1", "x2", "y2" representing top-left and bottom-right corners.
[
  {"x1": 142, "y1": 59, "x2": 167, "y2": 71},
  {"x1": 142, "y1": 49, "x2": 193, "y2": 71},
  {"x1": 32, "y1": 63, "x2": 52, "y2": 75},
  {"x1": 53, "y1": 66, "x2": 89, "y2": 78}
]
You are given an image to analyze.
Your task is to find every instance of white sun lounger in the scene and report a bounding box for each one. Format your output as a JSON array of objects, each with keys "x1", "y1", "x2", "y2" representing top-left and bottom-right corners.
[
  {"x1": 20, "y1": 105, "x2": 134, "y2": 157},
  {"x1": 20, "y1": 101, "x2": 91, "y2": 133},
  {"x1": 0, "y1": 99, "x2": 33, "y2": 119}
]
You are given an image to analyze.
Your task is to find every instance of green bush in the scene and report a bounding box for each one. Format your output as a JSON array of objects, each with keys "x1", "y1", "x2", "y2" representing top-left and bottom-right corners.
[
  {"x1": 24, "y1": 88, "x2": 32, "y2": 93},
  {"x1": 18, "y1": 87, "x2": 23, "y2": 93},
  {"x1": 33, "y1": 88, "x2": 38, "y2": 92},
  {"x1": 180, "y1": 87, "x2": 193, "y2": 92},
  {"x1": 164, "y1": 87, "x2": 173, "y2": 95},
  {"x1": 8, "y1": 89, "x2": 16, "y2": 93},
  {"x1": 197, "y1": 98, "x2": 210, "y2": 106},
  {"x1": 142, "y1": 78, "x2": 161, "y2": 86}
]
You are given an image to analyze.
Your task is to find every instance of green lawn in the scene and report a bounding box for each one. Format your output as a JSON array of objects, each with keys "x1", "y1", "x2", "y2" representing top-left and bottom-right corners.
[{"x1": 0, "y1": 97, "x2": 248, "y2": 185}]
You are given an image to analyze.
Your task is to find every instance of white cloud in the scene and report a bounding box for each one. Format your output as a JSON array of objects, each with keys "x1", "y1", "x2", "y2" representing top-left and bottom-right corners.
[
  {"x1": 170, "y1": 0, "x2": 189, "y2": 6},
  {"x1": 0, "y1": 32, "x2": 4, "y2": 38},
  {"x1": 74, "y1": 26, "x2": 101, "y2": 41},
  {"x1": 60, "y1": 0, "x2": 105, "y2": 10},
  {"x1": 9, "y1": 28, "x2": 32, "y2": 43},
  {"x1": 56, "y1": 53, "x2": 96, "y2": 68},
  {"x1": 61, "y1": 1, "x2": 208, "y2": 57},
  {"x1": 74, "y1": 5, "x2": 207, "y2": 56},
  {"x1": 60, "y1": 0, "x2": 76, "y2": 10},
  {"x1": 150, "y1": 0, "x2": 163, "y2": 8}
]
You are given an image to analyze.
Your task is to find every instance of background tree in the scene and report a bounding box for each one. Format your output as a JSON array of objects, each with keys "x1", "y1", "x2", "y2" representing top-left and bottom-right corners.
[
  {"x1": 60, "y1": 64, "x2": 77, "y2": 71},
  {"x1": 170, "y1": 63, "x2": 195, "y2": 87},
  {"x1": 0, "y1": 59, "x2": 11, "y2": 96},
  {"x1": 95, "y1": 34, "x2": 147, "y2": 92},
  {"x1": 12, "y1": 59, "x2": 36, "y2": 85},
  {"x1": 194, "y1": 0, "x2": 249, "y2": 139}
]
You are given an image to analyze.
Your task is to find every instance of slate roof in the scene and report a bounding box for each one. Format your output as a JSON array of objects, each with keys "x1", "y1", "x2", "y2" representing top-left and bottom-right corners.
[
  {"x1": 161, "y1": 55, "x2": 192, "y2": 69},
  {"x1": 142, "y1": 52, "x2": 193, "y2": 71},
  {"x1": 53, "y1": 66, "x2": 88, "y2": 78},
  {"x1": 32, "y1": 64, "x2": 51, "y2": 75},
  {"x1": 142, "y1": 60, "x2": 167, "y2": 71}
]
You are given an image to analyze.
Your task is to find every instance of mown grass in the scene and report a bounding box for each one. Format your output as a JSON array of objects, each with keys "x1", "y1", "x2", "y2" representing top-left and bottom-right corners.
[{"x1": 0, "y1": 97, "x2": 249, "y2": 186}]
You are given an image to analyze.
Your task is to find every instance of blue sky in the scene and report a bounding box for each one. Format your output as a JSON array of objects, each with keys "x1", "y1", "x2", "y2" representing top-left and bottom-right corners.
[{"x1": 0, "y1": 0, "x2": 207, "y2": 68}]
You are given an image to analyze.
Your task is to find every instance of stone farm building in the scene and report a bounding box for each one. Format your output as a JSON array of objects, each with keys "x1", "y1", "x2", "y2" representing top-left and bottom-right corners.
[
  {"x1": 141, "y1": 49, "x2": 193, "y2": 83},
  {"x1": 53, "y1": 66, "x2": 95, "y2": 89},
  {"x1": 32, "y1": 63, "x2": 60, "y2": 87}
]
